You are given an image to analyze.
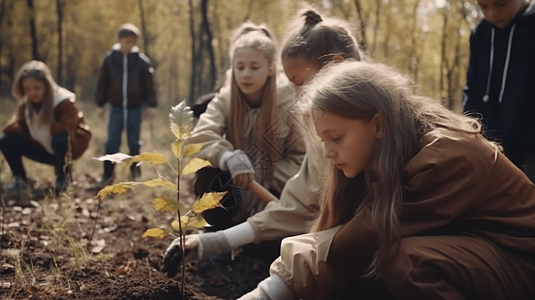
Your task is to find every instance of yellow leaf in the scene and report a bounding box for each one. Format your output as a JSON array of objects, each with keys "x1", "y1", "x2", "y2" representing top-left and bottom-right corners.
[
  {"x1": 153, "y1": 196, "x2": 183, "y2": 213},
  {"x1": 182, "y1": 158, "x2": 211, "y2": 175},
  {"x1": 183, "y1": 143, "x2": 203, "y2": 158},
  {"x1": 134, "y1": 152, "x2": 167, "y2": 164},
  {"x1": 170, "y1": 123, "x2": 191, "y2": 140},
  {"x1": 123, "y1": 152, "x2": 167, "y2": 169},
  {"x1": 143, "y1": 178, "x2": 178, "y2": 191},
  {"x1": 171, "y1": 141, "x2": 182, "y2": 158},
  {"x1": 142, "y1": 228, "x2": 170, "y2": 238},
  {"x1": 171, "y1": 217, "x2": 189, "y2": 232},
  {"x1": 97, "y1": 182, "x2": 139, "y2": 201},
  {"x1": 185, "y1": 214, "x2": 210, "y2": 229},
  {"x1": 192, "y1": 192, "x2": 227, "y2": 213}
]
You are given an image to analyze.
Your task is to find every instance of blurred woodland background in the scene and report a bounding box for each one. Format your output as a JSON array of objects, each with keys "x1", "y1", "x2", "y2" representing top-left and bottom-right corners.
[{"x1": 0, "y1": 0, "x2": 482, "y2": 112}]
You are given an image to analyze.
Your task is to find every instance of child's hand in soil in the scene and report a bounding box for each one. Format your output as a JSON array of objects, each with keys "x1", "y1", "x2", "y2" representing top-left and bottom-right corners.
[{"x1": 162, "y1": 231, "x2": 233, "y2": 277}]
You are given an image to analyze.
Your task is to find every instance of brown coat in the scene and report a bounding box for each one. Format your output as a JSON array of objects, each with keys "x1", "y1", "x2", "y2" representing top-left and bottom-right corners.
[
  {"x1": 270, "y1": 128, "x2": 535, "y2": 299},
  {"x1": 3, "y1": 95, "x2": 91, "y2": 160}
]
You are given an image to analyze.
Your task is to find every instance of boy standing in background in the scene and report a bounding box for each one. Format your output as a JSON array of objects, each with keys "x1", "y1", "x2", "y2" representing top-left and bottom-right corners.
[
  {"x1": 95, "y1": 23, "x2": 157, "y2": 187},
  {"x1": 463, "y1": 0, "x2": 535, "y2": 181}
]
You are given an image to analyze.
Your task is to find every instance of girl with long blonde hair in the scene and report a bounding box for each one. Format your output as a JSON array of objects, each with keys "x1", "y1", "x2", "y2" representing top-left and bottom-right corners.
[
  {"x1": 183, "y1": 21, "x2": 306, "y2": 231},
  {"x1": 240, "y1": 61, "x2": 535, "y2": 300},
  {"x1": 162, "y1": 9, "x2": 365, "y2": 282}
]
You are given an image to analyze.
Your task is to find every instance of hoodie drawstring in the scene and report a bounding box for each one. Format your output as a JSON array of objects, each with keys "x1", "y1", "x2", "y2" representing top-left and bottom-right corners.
[
  {"x1": 482, "y1": 29, "x2": 494, "y2": 103},
  {"x1": 483, "y1": 24, "x2": 516, "y2": 103}
]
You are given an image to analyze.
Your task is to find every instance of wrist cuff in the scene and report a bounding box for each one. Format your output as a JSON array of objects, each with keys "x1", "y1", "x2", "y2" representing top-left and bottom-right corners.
[
  {"x1": 219, "y1": 150, "x2": 233, "y2": 171},
  {"x1": 259, "y1": 275, "x2": 296, "y2": 300},
  {"x1": 223, "y1": 221, "x2": 256, "y2": 249},
  {"x1": 198, "y1": 230, "x2": 232, "y2": 259}
]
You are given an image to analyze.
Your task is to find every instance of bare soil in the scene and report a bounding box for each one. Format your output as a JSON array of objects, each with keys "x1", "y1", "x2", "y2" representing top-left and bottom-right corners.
[{"x1": 0, "y1": 173, "x2": 277, "y2": 300}]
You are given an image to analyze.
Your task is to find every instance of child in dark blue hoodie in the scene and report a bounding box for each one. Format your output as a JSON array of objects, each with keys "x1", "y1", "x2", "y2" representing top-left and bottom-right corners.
[{"x1": 463, "y1": 0, "x2": 535, "y2": 181}]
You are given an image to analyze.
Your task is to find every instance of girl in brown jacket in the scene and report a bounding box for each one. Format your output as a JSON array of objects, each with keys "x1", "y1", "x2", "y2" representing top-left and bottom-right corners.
[
  {"x1": 0, "y1": 61, "x2": 91, "y2": 196},
  {"x1": 239, "y1": 61, "x2": 535, "y2": 299}
]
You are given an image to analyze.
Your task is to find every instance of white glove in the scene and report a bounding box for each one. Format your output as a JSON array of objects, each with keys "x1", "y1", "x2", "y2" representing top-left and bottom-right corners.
[
  {"x1": 220, "y1": 150, "x2": 254, "y2": 178},
  {"x1": 238, "y1": 275, "x2": 296, "y2": 300},
  {"x1": 238, "y1": 287, "x2": 271, "y2": 300},
  {"x1": 162, "y1": 231, "x2": 232, "y2": 277}
]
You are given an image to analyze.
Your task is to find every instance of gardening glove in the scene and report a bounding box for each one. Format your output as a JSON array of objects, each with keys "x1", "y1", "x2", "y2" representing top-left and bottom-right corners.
[
  {"x1": 220, "y1": 150, "x2": 254, "y2": 176},
  {"x1": 161, "y1": 234, "x2": 199, "y2": 277},
  {"x1": 162, "y1": 231, "x2": 232, "y2": 278},
  {"x1": 162, "y1": 222, "x2": 256, "y2": 277},
  {"x1": 219, "y1": 150, "x2": 255, "y2": 189},
  {"x1": 238, "y1": 275, "x2": 296, "y2": 300}
]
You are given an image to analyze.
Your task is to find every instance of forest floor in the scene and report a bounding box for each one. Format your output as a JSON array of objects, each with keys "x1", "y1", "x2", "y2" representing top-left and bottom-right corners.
[{"x1": 0, "y1": 173, "x2": 279, "y2": 300}]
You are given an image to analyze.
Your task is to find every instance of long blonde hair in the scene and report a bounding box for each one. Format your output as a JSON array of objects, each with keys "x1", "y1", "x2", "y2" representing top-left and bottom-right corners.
[
  {"x1": 226, "y1": 22, "x2": 278, "y2": 182},
  {"x1": 12, "y1": 60, "x2": 56, "y2": 127},
  {"x1": 302, "y1": 61, "x2": 481, "y2": 278}
]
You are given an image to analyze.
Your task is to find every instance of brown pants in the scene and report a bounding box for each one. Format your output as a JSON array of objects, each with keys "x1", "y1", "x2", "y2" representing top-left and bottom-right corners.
[{"x1": 382, "y1": 235, "x2": 535, "y2": 299}]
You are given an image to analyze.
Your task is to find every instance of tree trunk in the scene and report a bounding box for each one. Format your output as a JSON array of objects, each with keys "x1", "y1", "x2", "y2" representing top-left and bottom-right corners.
[
  {"x1": 189, "y1": 0, "x2": 216, "y2": 105},
  {"x1": 371, "y1": 0, "x2": 382, "y2": 55},
  {"x1": 439, "y1": 6, "x2": 449, "y2": 106},
  {"x1": 407, "y1": 0, "x2": 421, "y2": 78},
  {"x1": 6, "y1": 0, "x2": 14, "y2": 82},
  {"x1": 27, "y1": 0, "x2": 39, "y2": 60},
  {"x1": 138, "y1": 0, "x2": 150, "y2": 57},
  {"x1": 65, "y1": 54, "x2": 77, "y2": 91},
  {"x1": 382, "y1": 16, "x2": 392, "y2": 59},
  {"x1": 353, "y1": 0, "x2": 368, "y2": 52},
  {"x1": 242, "y1": 0, "x2": 254, "y2": 23},
  {"x1": 188, "y1": 0, "x2": 197, "y2": 106},
  {"x1": 0, "y1": 0, "x2": 7, "y2": 95},
  {"x1": 56, "y1": 0, "x2": 64, "y2": 85},
  {"x1": 200, "y1": 0, "x2": 215, "y2": 91}
]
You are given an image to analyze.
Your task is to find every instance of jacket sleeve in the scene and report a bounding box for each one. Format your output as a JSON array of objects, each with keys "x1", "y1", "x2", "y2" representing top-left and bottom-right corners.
[
  {"x1": 186, "y1": 92, "x2": 234, "y2": 167},
  {"x1": 462, "y1": 29, "x2": 482, "y2": 114},
  {"x1": 248, "y1": 149, "x2": 322, "y2": 243},
  {"x1": 3, "y1": 104, "x2": 32, "y2": 141},
  {"x1": 142, "y1": 57, "x2": 157, "y2": 107},
  {"x1": 51, "y1": 98, "x2": 79, "y2": 135},
  {"x1": 95, "y1": 57, "x2": 110, "y2": 107}
]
